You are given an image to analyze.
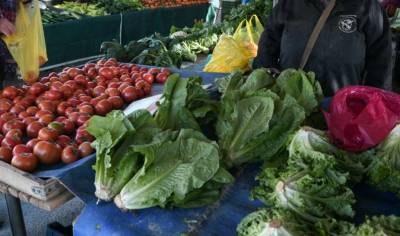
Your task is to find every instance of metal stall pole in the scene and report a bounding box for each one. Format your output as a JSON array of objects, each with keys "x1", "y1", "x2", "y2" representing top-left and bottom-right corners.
[{"x1": 5, "y1": 194, "x2": 27, "y2": 236}]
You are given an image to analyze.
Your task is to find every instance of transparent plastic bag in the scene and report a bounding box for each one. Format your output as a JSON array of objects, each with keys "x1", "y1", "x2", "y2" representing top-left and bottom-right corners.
[
  {"x1": 3, "y1": 0, "x2": 47, "y2": 84},
  {"x1": 204, "y1": 34, "x2": 253, "y2": 73}
]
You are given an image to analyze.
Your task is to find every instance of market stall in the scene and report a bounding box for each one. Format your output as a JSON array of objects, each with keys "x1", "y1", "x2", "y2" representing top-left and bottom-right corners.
[{"x1": 2, "y1": 0, "x2": 400, "y2": 235}]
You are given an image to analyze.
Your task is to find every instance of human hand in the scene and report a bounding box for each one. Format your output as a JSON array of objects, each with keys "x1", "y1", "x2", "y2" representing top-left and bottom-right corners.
[{"x1": 0, "y1": 18, "x2": 16, "y2": 36}]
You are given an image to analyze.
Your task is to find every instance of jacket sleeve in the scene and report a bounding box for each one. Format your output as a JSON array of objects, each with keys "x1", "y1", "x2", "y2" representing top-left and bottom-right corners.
[
  {"x1": 252, "y1": 1, "x2": 285, "y2": 69},
  {"x1": 363, "y1": 0, "x2": 393, "y2": 91}
]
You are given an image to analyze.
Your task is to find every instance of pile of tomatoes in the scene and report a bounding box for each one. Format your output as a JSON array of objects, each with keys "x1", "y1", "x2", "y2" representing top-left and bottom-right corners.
[{"x1": 0, "y1": 58, "x2": 170, "y2": 172}]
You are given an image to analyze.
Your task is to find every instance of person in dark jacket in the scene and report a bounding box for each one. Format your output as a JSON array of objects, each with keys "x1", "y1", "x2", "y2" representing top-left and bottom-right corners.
[
  {"x1": 253, "y1": 0, "x2": 393, "y2": 96},
  {"x1": 0, "y1": 0, "x2": 18, "y2": 89}
]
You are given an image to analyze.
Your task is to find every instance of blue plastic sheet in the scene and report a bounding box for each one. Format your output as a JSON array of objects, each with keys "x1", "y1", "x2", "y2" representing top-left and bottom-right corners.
[{"x1": 73, "y1": 165, "x2": 264, "y2": 236}]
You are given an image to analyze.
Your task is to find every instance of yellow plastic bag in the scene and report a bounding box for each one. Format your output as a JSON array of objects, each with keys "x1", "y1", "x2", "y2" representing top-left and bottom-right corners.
[
  {"x1": 204, "y1": 15, "x2": 264, "y2": 73},
  {"x1": 2, "y1": 0, "x2": 48, "y2": 84},
  {"x1": 233, "y1": 15, "x2": 264, "y2": 57},
  {"x1": 204, "y1": 34, "x2": 252, "y2": 73}
]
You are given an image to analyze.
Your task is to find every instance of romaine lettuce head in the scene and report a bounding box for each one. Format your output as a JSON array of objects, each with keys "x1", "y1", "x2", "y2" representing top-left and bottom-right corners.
[
  {"x1": 114, "y1": 129, "x2": 221, "y2": 210},
  {"x1": 237, "y1": 209, "x2": 310, "y2": 236},
  {"x1": 88, "y1": 110, "x2": 160, "y2": 201}
]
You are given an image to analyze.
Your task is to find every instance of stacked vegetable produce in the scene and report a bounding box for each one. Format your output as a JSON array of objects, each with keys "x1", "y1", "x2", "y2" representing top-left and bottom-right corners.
[
  {"x1": 140, "y1": 0, "x2": 208, "y2": 9},
  {"x1": 100, "y1": 0, "x2": 274, "y2": 68},
  {"x1": 101, "y1": 22, "x2": 220, "y2": 68},
  {"x1": 237, "y1": 124, "x2": 400, "y2": 235},
  {"x1": 54, "y1": 0, "x2": 143, "y2": 16},
  {"x1": 88, "y1": 68, "x2": 324, "y2": 210},
  {"x1": 0, "y1": 58, "x2": 169, "y2": 172}
]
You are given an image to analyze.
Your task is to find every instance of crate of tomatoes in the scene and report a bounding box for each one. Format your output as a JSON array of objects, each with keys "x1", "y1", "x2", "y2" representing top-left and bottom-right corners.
[
  {"x1": 141, "y1": 0, "x2": 209, "y2": 8},
  {"x1": 0, "y1": 58, "x2": 171, "y2": 209}
]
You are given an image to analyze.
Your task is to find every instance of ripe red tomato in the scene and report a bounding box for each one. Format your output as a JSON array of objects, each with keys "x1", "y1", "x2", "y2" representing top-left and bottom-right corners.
[
  {"x1": 1, "y1": 136, "x2": 22, "y2": 149},
  {"x1": 38, "y1": 127, "x2": 59, "y2": 141},
  {"x1": 148, "y1": 68, "x2": 160, "y2": 75},
  {"x1": 99, "y1": 67, "x2": 114, "y2": 79},
  {"x1": 35, "y1": 110, "x2": 52, "y2": 119},
  {"x1": 155, "y1": 73, "x2": 169, "y2": 84},
  {"x1": 1, "y1": 112, "x2": 16, "y2": 122},
  {"x1": 108, "y1": 96, "x2": 124, "y2": 109},
  {"x1": 26, "y1": 138, "x2": 40, "y2": 149},
  {"x1": 38, "y1": 101, "x2": 56, "y2": 113},
  {"x1": 121, "y1": 86, "x2": 138, "y2": 103},
  {"x1": 13, "y1": 144, "x2": 32, "y2": 156},
  {"x1": 56, "y1": 135, "x2": 73, "y2": 148},
  {"x1": 26, "y1": 121, "x2": 44, "y2": 138},
  {"x1": 67, "y1": 98, "x2": 81, "y2": 107},
  {"x1": 33, "y1": 141, "x2": 62, "y2": 165},
  {"x1": 64, "y1": 80, "x2": 79, "y2": 91},
  {"x1": 143, "y1": 74, "x2": 154, "y2": 84},
  {"x1": 136, "y1": 80, "x2": 152, "y2": 95},
  {"x1": 61, "y1": 145, "x2": 80, "y2": 164},
  {"x1": 74, "y1": 74, "x2": 88, "y2": 87},
  {"x1": 2, "y1": 120, "x2": 25, "y2": 134},
  {"x1": 5, "y1": 129, "x2": 23, "y2": 139},
  {"x1": 78, "y1": 142, "x2": 94, "y2": 157},
  {"x1": 11, "y1": 153, "x2": 38, "y2": 172},
  {"x1": 75, "y1": 130, "x2": 95, "y2": 144},
  {"x1": 67, "y1": 68, "x2": 82, "y2": 78},
  {"x1": 160, "y1": 68, "x2": 171, "y2": 76},
  {"x1": 105, "y1": 88, "x2": 120, "y2": 97},
  {"x1": 48, "y1": 122, "x2": 64, "y2": 134},
  {"x1": 95, "y1": 99, "x2": 113, "y2": 116},
  {"x1": 79, "y1": 95, "x2": 92, "y2": 103},
  {"x1": 78, "y1": 104, "x2": 94, "y2": 115},
  {"x1": 57, "y1": 102, "x2": 70, "y2": 116},
  {"x1": 26, "y1": 106, "x2": 39, "y2": 116},
  {"x1": 76, "y1": 114, "x2": 91, "y2": 126},
  {"x1": 28, "y1": 83, "x2": 46, "y2": 96},
  {"x1": 93, "y1": 86, "x2": 106, "y2": 97},
  {"x1": 18, "y1": 111, "x2": 30, "y2": 120},
  {"x1": 38, "y1": 114, "x2": 54, "y2": 125},
  {"x1": 68, "y1": 112, "x2": 80, "y2": 125},
  {"x1": 23, "y1": 117, "x2": 37, "y2": 126},
  {"x1": 2, "y1": 86, "x2": 19, "y2": 100},
  {"x1": 59, "y1": 85, "x2": 74, "y2": 98},
  {"x1": 86, "y1": 67, "x2": 97, "y2": 79},
  {"x1": 9, "y1": 104, "x2": 25, "y2": 115},
  {"x1": 0, "y1": 99, "x2": 12, "y2": 114},
  {"x1": 0, "y1": 147, "x2": 12, "y2": 163},
  {"x1": 62, "y1": 119, "x2": 75, "y2": 134}
]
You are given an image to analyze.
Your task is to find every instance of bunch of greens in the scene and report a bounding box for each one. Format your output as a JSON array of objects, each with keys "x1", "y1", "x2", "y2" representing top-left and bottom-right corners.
[
  {"x1": 238, "y1": 209, "x2": 400, "y2": 236},
  {"x1": 154, "y1": 74, "x2": 218, "y2": 131},
  {"x1": 55, "y1": 2, "x2": 108, "y2": 16},
  {"x1": 94, "y1": 0, "x2": 143, "y2": 14},
  {"x1": 88, "y1": 75, "x2": 233, "y2": 209},
  {"x1": 224, "y1": 0, "x2": 273, "y2": 31},
  {"x1": 101, "y1": 22, "x2": 220, "y2": 68},
  {"x1": 252, "y1": 128, "x2": 356, "y2": 223},
  {"x1": 216, "y1": 69, "x2": 323, "y2": 167},
  {"x1": 366, "y1": 124, "x2": 400, "y2": 197}
]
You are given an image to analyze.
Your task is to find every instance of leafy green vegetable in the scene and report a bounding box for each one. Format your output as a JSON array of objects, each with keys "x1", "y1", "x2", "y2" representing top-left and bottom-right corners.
[
  {"x1": 114, "y1": 129, "x2": 221, "y2": 210},
  {"x1": 216, "y1": 69, "x2": 321, "y2": 167},
  {"x1": 88, "y1": 110, "x2": 159, "y2": 201},
  {"x1": 357, "y1": 215, "x2": 400, "y2": 235},
  {"x1": 273, "y1": 69, "x2": 323, "y2": 115},
  {"x1": 155, "y1": 74, "x2": 217, "y2": 131},
  {"x1": 252, "y1": 128, "x2": 356, "y2": 223},
  {"x1": 87, "y1": 111, "x2": 134, "y2": 200},
  {"x1": 366, "y1": 124, "x2": 400, "y2": 197},
  {"x1": 237, "y1": 209, "x2": 311, "y2": 236}
]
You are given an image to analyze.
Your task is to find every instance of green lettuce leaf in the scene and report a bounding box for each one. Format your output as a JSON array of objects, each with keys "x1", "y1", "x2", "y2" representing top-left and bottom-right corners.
[
  {"x1": 252, "y1": 128, "x2": 355, "y2": 223},
  {"x1": 366, "y1": 124, "x2": 400, "y2": 197},
  {"x1": 87, "y1": 111, "x2": 134, "y2": 201},
  {"x1": 274, "y1": 69, "x2": 323, "y2": 115},
  {"x1": 155, "y1": 74, "x2": 217, "y2": 131},
  {"x1": 237, "y1": 209, "x2": 311, "y2": 236},
  {"x1": 114, "y1": 129, "x2": 220, "y2": 210}
]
